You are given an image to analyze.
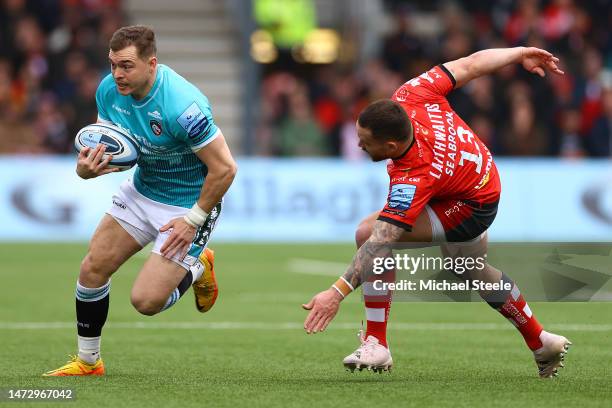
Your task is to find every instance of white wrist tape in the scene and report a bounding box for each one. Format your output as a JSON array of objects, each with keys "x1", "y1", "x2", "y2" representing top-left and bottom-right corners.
[
  {"x1": 332, "y1": 284, "x2": 345, "y2": 298},
  {"x1": 183, "y1": 204, "x2": 209, "y2": 228},
  {"x1": 331, "y1": 277, "x2": 353, "y2": 298}
]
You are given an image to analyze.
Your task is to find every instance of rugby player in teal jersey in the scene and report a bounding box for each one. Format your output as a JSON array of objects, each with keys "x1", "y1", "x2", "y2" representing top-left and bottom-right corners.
[{"x1": 44, "y1": 26, "x2": 237, "y2": 376}]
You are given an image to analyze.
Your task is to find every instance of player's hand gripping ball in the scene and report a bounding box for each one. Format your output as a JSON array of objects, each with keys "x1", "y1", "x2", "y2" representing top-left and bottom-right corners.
[{"x1": 74, "y1": 123, "x2": 140, "y2": 170}]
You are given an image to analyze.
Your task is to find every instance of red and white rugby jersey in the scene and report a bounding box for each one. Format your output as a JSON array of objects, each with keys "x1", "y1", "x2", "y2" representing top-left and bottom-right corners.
[{"x1": 378, "y1": 65, "x2": 501, "y2": 231}]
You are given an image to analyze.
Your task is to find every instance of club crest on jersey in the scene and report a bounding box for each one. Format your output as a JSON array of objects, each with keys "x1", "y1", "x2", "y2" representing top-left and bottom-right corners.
[
  {"x1": 150, "y1": 120, "x2": 162, "y2": 136},
  {"x1": 394, "y1": 85, "x2": 409, "y2": 102},
  {"x1": 388, "y1": 184, "x2": 417, "y2": 211}
]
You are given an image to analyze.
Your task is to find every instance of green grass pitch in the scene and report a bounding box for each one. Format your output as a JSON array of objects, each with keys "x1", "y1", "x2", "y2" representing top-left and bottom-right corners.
[{"x1": 0, "y1": 243, "x2": 611, "y2": 407}]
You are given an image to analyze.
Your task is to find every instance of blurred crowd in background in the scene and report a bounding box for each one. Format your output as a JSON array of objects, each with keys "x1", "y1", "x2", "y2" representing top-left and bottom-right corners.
[
  {"x1": 0, "y1": 0, "x2": 611, "y2": 158},
  {"x1": 257, "y1": 0, "x2": 612, "y2": 159},
  {"x1": 0, "y1": 0, "x2": 123, "y2": 153}
]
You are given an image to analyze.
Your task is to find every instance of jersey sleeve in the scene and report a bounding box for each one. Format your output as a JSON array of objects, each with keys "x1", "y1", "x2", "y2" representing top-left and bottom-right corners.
[
  {"x1": 168, "y1": 91, "x2": 220, "y2": 152},
  {"x1": 391, "y1": 64, "x2": 456, "y2": 106},
  {"x1": 377, "y1": 167, "x2": 436, "y2": 231},
  {"x1": 95, "y1": 74, "x2": 114, "y2": 122}
]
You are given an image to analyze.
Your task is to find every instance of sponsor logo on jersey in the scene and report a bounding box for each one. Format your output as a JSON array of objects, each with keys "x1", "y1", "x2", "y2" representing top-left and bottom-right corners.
[
  {"x1": 177, "y1": 102, "x2": 210, "y2": 138},
  {"x1": 148, "y1": 110, "x2": 162, "y2": 120},
  {"x1": 474, "y1": 170, "x2": 490, "y2": 190},
  {"x1": 388, "y1": 184, "x2": 417, "y2": 211},
  {"x1": 112, "y1": 104, "x2": 131, "y2": 115},
  {"x1": 382, "y1": 208, "x2": 406, "y2": 217},
  {"x1": 150, "y1": 120, "x2": 163, "y2": 136},
  {"x1": 392, "y1": 175, "x2": 420, "y2": 183}
]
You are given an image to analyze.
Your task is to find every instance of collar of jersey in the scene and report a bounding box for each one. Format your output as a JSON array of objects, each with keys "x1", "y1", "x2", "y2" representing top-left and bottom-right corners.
[
  {"x1": 131, "y1": 65, "x2": 164, "y2": 109},
  {"x1": 392, "y1": 134, "x2": 415, "y2": 161}
]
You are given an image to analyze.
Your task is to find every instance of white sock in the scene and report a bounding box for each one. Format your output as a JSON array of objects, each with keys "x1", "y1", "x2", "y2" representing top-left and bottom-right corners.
[
  {"x1": 78, "y1": 335, "x2": 101, "y2": 364},
  {"x1": 190, "y1": 261, "x2": 204, "y2": 283}
]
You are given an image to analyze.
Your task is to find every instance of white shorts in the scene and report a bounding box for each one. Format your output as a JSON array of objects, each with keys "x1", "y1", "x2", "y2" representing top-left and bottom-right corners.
[
  {"x1": 425, "y1": 204, "x2": 446, "y2": 243},
  {"x1": 107, "y1": 179, "x2": 222, "y2": 270}
]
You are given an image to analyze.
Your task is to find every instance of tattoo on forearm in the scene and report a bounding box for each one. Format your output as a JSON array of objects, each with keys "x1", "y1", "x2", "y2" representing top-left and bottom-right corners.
[{"x1": 341, "y1": 221, "x2": 404, "y2": 290}]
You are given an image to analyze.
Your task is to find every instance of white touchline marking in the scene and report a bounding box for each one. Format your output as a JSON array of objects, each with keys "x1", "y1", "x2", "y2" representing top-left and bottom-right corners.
[
  {"x1": 288, "y1": 258, "x2": 347, "y2": 276},
  {"x1": 0, "y1": 322, "x2": 610, "y2": 331}
]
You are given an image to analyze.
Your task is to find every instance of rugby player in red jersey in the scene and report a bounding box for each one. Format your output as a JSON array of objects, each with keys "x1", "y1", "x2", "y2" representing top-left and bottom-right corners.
[{"x1": 302, "y1": 47, "x2": 571, "y2": 378}]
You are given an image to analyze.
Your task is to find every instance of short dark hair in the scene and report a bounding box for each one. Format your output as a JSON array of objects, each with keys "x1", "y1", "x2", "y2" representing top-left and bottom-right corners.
[
  {"x1": 358, "y1": 99, "x2": 412, "y2": 141},
  {"x1": 109, "y1": 25, "x2": 156, "y2": 59}
]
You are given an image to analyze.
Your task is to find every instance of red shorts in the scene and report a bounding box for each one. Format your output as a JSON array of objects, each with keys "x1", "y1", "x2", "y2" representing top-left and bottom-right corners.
[{"x1": 427, "y1": 199, "x2": 499, "y2": 242}]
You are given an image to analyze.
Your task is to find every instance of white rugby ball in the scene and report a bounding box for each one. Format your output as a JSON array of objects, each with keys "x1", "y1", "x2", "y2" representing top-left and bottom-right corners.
[{"x1": 75, "y1": 123, "x2": 140, "y2": 170}]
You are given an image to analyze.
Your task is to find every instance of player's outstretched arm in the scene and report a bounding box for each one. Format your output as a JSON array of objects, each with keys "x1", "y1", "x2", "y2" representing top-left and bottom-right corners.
[
  {"x1": 159, "y1": 133, "x2": 237, "y2": 259},
  {"x1": 302, "y1": 221, "x2": 404, "y2": 334},
  {"x1": 443, "y1": 47, "x2": 564, "y2": 88},
  {"x1": 339, "y1": 220, "x2": 404, "y2": 290}
]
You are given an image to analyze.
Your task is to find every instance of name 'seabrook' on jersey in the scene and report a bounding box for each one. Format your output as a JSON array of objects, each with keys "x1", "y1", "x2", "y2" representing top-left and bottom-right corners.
[
  {"x1": 96, "y1": 64, "x2": 220, "y2": 208},
  {"x1": 379, "y1": 65, "x2": 501, "y2": 231}
]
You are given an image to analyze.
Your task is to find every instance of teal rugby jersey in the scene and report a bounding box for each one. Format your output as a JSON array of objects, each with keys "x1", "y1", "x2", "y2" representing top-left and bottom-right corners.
[{"x1": 95, "y1": 64, "x2": 219, "y2": 208}]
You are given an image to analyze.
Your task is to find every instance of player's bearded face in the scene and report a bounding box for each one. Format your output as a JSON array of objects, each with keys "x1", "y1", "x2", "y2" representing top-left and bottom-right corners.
[
  {"x1": 356, "y1": 123, "x2": 391, "y2": 162},
  {"x1": 109, "y1": 46, "x2": 155, "y2": 97}
]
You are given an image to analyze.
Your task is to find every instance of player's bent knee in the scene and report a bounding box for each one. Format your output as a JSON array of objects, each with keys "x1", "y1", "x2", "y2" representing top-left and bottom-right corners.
[
  {"x1": 130, "y1": 294, "x2": 163, "y2": 316},
  {"x1": 79, "y1": 253, "x2": 116, "y2": 286},
  {"x1": 355, "y1": 221, "x2": 373, "y2": 248}
]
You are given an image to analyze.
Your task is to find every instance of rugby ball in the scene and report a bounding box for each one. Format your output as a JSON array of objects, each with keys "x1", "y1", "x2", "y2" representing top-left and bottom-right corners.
[{"x1": 75, "y1": 123, "x2": 140, "y2": 170}]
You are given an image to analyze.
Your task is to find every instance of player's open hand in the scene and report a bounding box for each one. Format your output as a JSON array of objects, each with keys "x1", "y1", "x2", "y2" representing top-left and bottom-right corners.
[
  {"x1": 76, "y1": 144, "x2": 120, "y2": 179},
  {"x1": 520, "y1": 47, "x2": 564, "y2": 77},
  {"x1": 302, "y1": 288, "x2": 343, "y2": 334},
  {"x1": 159, "y1": 217, "x2": 197, "y2": 260}
]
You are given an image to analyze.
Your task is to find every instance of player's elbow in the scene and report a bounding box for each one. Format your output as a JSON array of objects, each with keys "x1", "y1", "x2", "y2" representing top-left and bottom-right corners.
[
  {"x1": 206, "y1": 159, "x2": 237, "y2": 186},
  {"x1": 219, "y1": 160, "x2": 237, "y2": 184},
  {"x1": 226, "y1": 160, "x2": 238, "y2": 180},
  {"x1": 465, "y1": 53, "x2": 484, "y2": 78},
  {"x1": 447, "y1": 55, "x2": 477, "y2": 88}
]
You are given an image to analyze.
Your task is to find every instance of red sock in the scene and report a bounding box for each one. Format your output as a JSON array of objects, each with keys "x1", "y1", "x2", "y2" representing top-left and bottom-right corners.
[
  {"x1": 497, "y1": 284, "x2": 543, "y2": 350},
  {"x1": 365, "y1": 300, "x2": 391, "y2": 347},
  {"x1": 363, "y1": 269, "x2": 394, "y2": 348}
]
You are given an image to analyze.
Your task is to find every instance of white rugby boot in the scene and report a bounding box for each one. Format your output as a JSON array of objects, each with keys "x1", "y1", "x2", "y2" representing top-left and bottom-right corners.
[
  {"x1": 343, "y1": 330, "x2": 393, "y2": 373},
  {"x1": 532, "y1": 330, "x2": 572, "y2": 378}
]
